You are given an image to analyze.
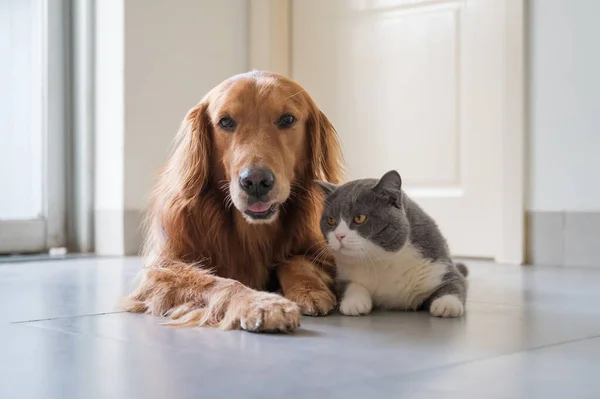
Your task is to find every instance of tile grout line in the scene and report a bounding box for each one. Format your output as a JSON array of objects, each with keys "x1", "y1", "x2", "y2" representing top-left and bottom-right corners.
[
  {"x1": 10, "y1": 311, "x2": 125, "y2": 324},
  {"x1": 14, "y1": 314, "x2": 243, "y2": 356},
  {"x1": 512, "y1": 333, "x2": 600, "y2": 354},
  {"x1": 293, "y1": 331, "x2": 600, "y2": 396},
  {"x1": 379, "y1": 332, "x2": 600, "y2": 383},
  {"x1": 448, "y1": 332, "x2": 600, "y2": 370}
]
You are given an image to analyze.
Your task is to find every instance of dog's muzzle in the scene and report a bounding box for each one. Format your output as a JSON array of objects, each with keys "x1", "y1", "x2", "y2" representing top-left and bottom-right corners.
[{"x1": 238, "y1": 167, "x2": 278, "y2": 220}]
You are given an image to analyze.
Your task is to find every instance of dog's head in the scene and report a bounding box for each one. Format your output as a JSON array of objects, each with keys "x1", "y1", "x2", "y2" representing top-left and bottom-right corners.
[{"x1": 168, "y1": 71, "x2": 343, "y2": 224}]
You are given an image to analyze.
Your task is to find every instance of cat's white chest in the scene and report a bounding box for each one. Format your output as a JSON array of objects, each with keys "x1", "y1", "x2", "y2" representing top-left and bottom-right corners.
[{"x1": 336, "y1": 243, "x2": 447, "y2": 310}]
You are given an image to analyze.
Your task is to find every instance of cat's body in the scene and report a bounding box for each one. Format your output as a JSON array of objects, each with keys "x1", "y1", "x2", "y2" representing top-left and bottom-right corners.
[{"x1": 317, "y1": 171, "x2": 468, "y2": 318}]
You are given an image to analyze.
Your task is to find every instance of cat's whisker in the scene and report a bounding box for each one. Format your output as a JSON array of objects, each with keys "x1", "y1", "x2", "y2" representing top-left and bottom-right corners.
[
  {"x1": 312, "y1": 247, "x2": 332, "y2": 268},
  {"x1": 365, "y1": 248, "x2": 382, "y2": 278},
  {"x1": 314, "y1": 251, "x2": 330, "y2": 267},
  {"x1": 360, "y1": 246, "x2": 378, "y2": 278},
  {"x1": 303, "y1": 240, "x2": 328, "y2": 258},
  {"x1": 311, "y1": 243, "x2": 330, "y2": 262}
]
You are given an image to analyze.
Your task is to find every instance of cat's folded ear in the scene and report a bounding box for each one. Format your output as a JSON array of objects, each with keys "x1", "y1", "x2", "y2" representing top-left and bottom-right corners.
[
  {"x1": 314, "y1": 180, "x2": 338, "y2": 196},
  {"x1": 374, "y1": 170, "x2": 402, "y2": 191},
  {"x1": 373, "y1": 170, "x2": 403, "y2": 206}
]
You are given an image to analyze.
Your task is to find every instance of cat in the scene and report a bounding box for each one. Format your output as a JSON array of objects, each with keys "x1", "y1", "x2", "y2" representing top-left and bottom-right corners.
[{"x1": 316, "y1": 170, "x2": 468, "y2": 318}]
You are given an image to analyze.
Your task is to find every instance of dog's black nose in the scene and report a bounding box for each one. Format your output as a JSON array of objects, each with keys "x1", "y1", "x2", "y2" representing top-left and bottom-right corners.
[{"x1": 239, "y1": 168, "x2": 275, "y2": 197}]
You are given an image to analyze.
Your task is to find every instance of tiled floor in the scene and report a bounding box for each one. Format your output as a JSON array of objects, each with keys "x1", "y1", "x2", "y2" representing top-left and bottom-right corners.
[{"x1": 1, "y1": 258, "x2": 599, "y2": 399}]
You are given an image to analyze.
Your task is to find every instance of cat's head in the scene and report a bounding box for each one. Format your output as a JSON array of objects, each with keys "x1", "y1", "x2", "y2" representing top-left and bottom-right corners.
[{"x1": 316, "y1": 170, "x2": 410, "y2": 259}]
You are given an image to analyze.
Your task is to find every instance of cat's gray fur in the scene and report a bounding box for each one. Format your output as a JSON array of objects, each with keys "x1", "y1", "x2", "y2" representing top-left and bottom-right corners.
[{"x1": 317, "y1": 170, "x2": 468, "y2": 317}]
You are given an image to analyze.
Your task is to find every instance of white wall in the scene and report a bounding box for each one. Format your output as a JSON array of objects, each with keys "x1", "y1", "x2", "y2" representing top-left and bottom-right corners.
[
  {"x1": 528, "y1": 0, "x2": 600, "y2": 212},
  {"x1": 94, "y1": 0, "x2": 248, "y2": 254},
  {"x1": 123, "y1": 0, "x2": 248, "y2": 211}
]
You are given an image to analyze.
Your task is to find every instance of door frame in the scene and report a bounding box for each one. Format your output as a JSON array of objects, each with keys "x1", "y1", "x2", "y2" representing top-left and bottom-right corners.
[{"x1": 248, "y1": 0, "x2": 526, "y2": 264}]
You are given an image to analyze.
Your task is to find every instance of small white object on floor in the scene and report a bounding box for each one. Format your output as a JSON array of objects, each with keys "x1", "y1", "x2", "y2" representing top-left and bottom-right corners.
[{"x1": 49, "y1": 247, "x2": 68, "y2": 256}]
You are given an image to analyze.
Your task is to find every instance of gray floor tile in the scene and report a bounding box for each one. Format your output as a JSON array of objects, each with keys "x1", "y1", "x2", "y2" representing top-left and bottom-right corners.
[
  {"x1": 0, "y1": 257, "x2": 141, "y2": 323},
  {"x1": 0, "y1": 323, "x2": 259, "y2": 399},
  {"x1": 308, "y1": 336, "x2": 600, "y2": 399}
]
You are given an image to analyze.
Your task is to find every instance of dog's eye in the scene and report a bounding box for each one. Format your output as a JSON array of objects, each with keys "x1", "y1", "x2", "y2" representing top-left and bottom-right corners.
[
  {"x1": 218, "y1": 117, "x2": 236, "y2": 131},
  {"x1": 277, "y1": 114, "x2": 296, "y2": 129}
]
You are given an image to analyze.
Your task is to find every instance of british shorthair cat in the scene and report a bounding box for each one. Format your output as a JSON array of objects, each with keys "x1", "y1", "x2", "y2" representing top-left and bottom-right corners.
[{"x1": 316, "y1": 170, "x2": 468, "y2": 318}]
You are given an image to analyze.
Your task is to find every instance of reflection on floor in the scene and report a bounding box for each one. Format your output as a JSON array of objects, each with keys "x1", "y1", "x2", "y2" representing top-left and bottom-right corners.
[{"x1": 1, "y1": 257, "x2": 599, "y2": 399}]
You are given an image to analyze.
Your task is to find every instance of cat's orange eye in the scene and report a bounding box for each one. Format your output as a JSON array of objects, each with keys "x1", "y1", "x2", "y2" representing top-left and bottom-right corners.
[
  {"x1": 353, "y1": 214, "x2": 367, "y2": 224},
  {"x1": 327, "y1": 216, "x2": 337, "y2": 226}
]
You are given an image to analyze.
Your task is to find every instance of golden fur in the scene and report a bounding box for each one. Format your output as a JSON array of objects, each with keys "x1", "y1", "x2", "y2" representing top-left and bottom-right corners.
[{"x1": 123, "y1": 71, "x2": 344, "y2": 332}]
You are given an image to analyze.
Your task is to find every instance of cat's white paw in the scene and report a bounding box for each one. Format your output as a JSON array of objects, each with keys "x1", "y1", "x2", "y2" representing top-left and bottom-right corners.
[
  {"x1": 430, "y1": 295, "x2": 464, "y2": 318},
  {"x1": 340, "y1": 286, "x2": 373, "y2": 316}
]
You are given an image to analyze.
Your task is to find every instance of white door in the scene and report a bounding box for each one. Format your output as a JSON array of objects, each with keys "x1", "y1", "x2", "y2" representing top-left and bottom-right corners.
[{"x1": 290, "y1": 0, "x2": 522, "y2": 260}]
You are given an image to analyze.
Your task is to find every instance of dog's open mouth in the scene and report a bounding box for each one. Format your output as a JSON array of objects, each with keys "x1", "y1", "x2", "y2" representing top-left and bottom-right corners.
[{"x1": 245, "y1": 202, "x2": 278, "y2": 220}]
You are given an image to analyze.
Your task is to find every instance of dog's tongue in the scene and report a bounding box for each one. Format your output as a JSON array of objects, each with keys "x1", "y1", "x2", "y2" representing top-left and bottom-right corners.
[{"x1": 248, "y1": 202, "x2": 271, "y2": 213}]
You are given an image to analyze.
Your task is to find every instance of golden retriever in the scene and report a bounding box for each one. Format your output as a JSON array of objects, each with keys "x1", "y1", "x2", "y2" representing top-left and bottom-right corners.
[{"x1": 123, "y1": 71, "x2": 344, "y2": 332}]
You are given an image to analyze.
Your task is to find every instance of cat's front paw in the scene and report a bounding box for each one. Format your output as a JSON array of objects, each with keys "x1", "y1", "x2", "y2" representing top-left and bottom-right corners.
[
  {"x1": 430, "y1": 295, "x2": 464, "y2": 318},
  {"x1": 339, "y1": 288, "x2": 373, "y2": 316}
]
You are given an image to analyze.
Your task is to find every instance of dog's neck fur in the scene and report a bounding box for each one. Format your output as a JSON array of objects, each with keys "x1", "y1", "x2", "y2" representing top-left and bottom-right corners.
[{"x1": 194, "y1": 181, "x2": 323, "y2": 290}]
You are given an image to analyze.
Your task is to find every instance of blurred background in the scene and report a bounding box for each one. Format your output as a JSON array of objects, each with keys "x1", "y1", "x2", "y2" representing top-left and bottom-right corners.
[{"x1": 1, "y1": 0, "x2": 598, "y2": 267}]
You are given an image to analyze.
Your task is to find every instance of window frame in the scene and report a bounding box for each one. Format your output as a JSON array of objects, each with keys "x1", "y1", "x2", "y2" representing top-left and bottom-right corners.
[{"x1": 0, "y1": 0, "x2": 69, "y2": 254}]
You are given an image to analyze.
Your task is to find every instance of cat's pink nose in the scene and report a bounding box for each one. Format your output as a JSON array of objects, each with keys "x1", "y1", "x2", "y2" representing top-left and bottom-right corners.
[{"x1": 336, "y1": 233, "x2": 345, "y2": 242}]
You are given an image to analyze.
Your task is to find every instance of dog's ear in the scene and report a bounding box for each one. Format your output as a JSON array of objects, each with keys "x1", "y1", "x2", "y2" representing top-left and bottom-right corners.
[
  {"x1": 164, "y1": 101, "x2": 212, "y2": 199},
  {"x1": 307, "y1": 108, "x2": 345, "y2": 184},
  {"x1": 144, "y1": 100, "x2": 212, "y2": 257}
]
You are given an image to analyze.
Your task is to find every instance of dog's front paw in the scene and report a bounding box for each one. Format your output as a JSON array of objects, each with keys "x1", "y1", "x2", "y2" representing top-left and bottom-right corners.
[
  {"x1": 284, "y1": 286, "x2": 337, "y2": 316},
  {"x1": 429, "y1": 295, "x2": 464, "y2": 318},
  {"x1": 239, "y1": 291, "x2": 301, "y2": 332},
  {"x1": 339, "y1": 286, "x2": 372, "y2": 316}
]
